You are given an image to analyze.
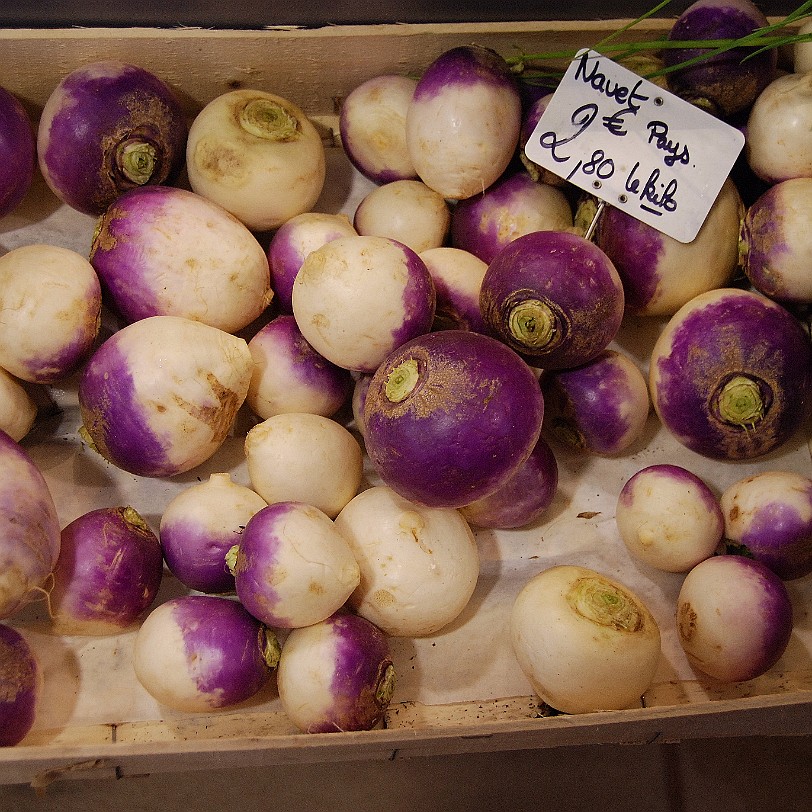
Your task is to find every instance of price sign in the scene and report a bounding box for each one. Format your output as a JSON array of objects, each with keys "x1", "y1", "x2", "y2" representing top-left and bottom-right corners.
[{"x1": 523, "y1": 49, "x2": 745, "y2": 243}]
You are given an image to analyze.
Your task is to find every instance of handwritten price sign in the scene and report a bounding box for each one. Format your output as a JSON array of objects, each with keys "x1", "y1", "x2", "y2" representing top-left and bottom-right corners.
[{"x1": 524, "y1": 49, "x2": 745, "y2": 243}]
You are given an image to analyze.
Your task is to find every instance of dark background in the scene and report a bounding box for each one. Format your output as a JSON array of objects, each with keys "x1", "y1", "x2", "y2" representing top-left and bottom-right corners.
[{"x1": 0, "y1": 1, "x2": 802, "y2": 29}]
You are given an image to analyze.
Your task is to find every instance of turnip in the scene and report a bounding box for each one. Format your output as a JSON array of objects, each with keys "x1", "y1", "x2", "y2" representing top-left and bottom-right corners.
[
  {"x1": 594, "y1": 177, "x2": 743, "y2": 316},
  {"x1": 186, "y1": 88, "x2": 326, "y2": 232},
  {"x1": 511, "y1": 565, "x2": 662, "y2": 713},
  {"x1": 159, "y1": 472, "x2": 267, "y2": 594},
  {"x1": 48, "y1": 506, "x2": 163, "y2": 635},
  {"x1": 0, "y1": 244, "x2": 101, "y2": 384},
  {"x1": 461, "y1": 435, "x2": 559, "y2": 530},
  {"x1": 133, "y1": 594, "x2": 279, "y2": 713},
  {"x1": 79, "y1": 315, "x2": 253, "y2": 477},
  {"x1": 450, "y1": 172, "x2": 573, "y2": 265},
  {"x1": 353, "y1": 179, "x2": 451, "y2": 254},
  {"x1": 291, "y1": 235, "x2": 435, "y2": 373},
  {"x1": 0, "y1": 85, "x2": 35, "y2": 219},
  {"x1": 89, "y1": 185, "x2": 273, "y2": 333},
  {"x1": 338, "y1": 74, "x2": 418, "y2": 183},
  {"x1": 418, "y1": 246, "x2": 489, "y2": 333},
  {"x1": 0, "y1": 625, "x2": 39, "y2": 746},
  {"x1": 720, "y1": 470, "x2": 812, "y2": 581},
  {"x1": 37, "y1": 60, "x2": 187, "y2": 215},
  {"x1": 246, "y1": 315, "x2": 353, "y2": 421},
  {"x1": 267, "y1": 212, "x2": 357, "y2": 314},
  {"x1": 0, "y1": 369, "x2": 37, "y2": 442},
  {"x1": 518, "y1": 93, "x2": 564, "y2": 185},
  {"x1": 676, "y1": 555, "x2": 793, "y2": 682},
  {"x1": 794, "y1": 18, "x2": 812, "y2": 73},
  {"x1": 277, "y1": 610, "x2": 394, "y2": 733},
  {"x1": 244, "y1": 412, "x2": 363, "y2": 519},
  {"x1": 480, "y1": 230, "x2": 624, "y2": 369},
  {"x1": 362, "y1": 329, "x2": 544, "y2": 509},
  {"x1": 662, "y1": 0, "x2": 777, "y2": 118},
  {"x1": 0, "y1": 430, "x2": 61, "y2": 620},
  {"x1": 739, "y1": 177, "x2": 812, "y2": 305},
  {"x1": 616, "y1": 464, "x2": 724, "y2": 573},
  {"x1": 351, "y1": 373, "x2": 372, "y2": 439},
  {"x1": 745, "y1": 70, "x2": 812, "y2": 183},
  {"x1": 649, "y1": 288, "x2": 812, "y2": 460},
  {"x1": 541, "y1": 349, "x2": 650, "y2": 456},
  {"x1": 405, "y1": 45, "x2": 521, "y2": 200},
  {"x1": 227, "y1": 501, "x2": 360, "y2": 629},
  {"x1": 334, "y1": 485, "x2": 479, "y2": 637}
]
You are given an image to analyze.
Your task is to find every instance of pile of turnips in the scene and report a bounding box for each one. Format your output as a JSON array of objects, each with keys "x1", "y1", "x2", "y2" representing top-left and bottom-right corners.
[{"x1": 2, "y1": 0, "x2": 812, "y2": 745}]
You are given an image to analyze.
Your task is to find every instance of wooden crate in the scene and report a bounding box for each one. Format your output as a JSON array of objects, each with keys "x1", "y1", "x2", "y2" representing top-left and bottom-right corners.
[{"x1": 0, "y1": 20, "x2": 810, "y2": 789}]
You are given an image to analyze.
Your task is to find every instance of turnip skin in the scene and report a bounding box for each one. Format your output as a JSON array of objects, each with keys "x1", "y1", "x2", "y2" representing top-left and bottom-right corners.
[
  {"x1": 740, "y1": 178, "x2": 812, "y2": 305},
  {"x1": 89, "y1": 185, "x2": 273, "y2": 333},
  {"x1": 0, "y1": 369, "x2": 37, "y2": 442},
  {"x1": 246, "y1": 315, "x2": 353, "y2": 421},
  {"x1": 676, "y1": 555, "x2": 793, "y2": 682},
  {"x1": 480, "y1": 230, "x2": 624, "y2": 370},
  {"x1": 541, "y1": 349, "x2": 650, "y2": 456},
  {"x1": 510, "y1": 565, "x2": 662, "y2": 714},
  {"x1": 133, "y1": 595, "x2": 277, "y2": 713},
  {"x1": 37, "y1": 60, "x2": 187, "y2": 216},
  {"x1": 362, "y1": 329, "x2": 544, "y2": 509},
  {"x1": 334, "y1": 485, "x2": 479, "y2": 637},
  {"x1": 291, "y1": 235, "x2": 436, "y2": 373},
  {"x1": 0, "y1": 86, "x2": 35, "y2": 219},
  {"x1": 0, "y1": 430, "x2": 61, "y2": 621},
  {"x1": 277, "y1": 611, "x2": 394, "y2": 733},
  {"x1": 267, "y1": 212, "x2": 357, "y2": 314},
  {"x1": 49, "y1": 506, "x2": 164, "y2": 636},
  {"x1": 794, "y1": 19, "x2": 812, "y2": 74},
  {"x1": 78, "y1": 315, "x2": 253, "y2": 478},
  {"x1": 650, "y1": 288, "x2": 812, "y2": 460},
  {"x1": 0, "y1": 625, "x2": 39, "y2": 746},
  {"x1": 595, "y1": 178, "x2": 743, "y2": 317},
  {"x1": 230, "y1": 501, "x2": 360, "y2": 629},
  {"x1": 0, "y1": 244, "x2": 102, "y2": 384},
  {"x1": 186, "y1": 88, "x2": 326, "y2": 232},
  {"x1": 616, "y1": 464, "x2": 724, "y2": 573},
  {"x1": 451, "y1": 172, "x2": 574, "y2": 265},
  {"x1": 720, "y1": 471, "x2": 812, "y2": 581},
  {"x1": 159, "y1": 473, "x2": 267, "y2": 594},
  {"x1": 405, "y1": 45, "x2": 521, "y2": 200},
  {"x1": 339, "y1": 74, "x2": 418, "y2": 184}
]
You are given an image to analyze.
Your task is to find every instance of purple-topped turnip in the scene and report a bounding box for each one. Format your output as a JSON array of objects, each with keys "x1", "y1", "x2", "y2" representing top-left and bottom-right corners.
[
  {"x1": 79, "y1": 315, "x2": 253, "y2": 478},
  {"x1": 277, "y1": 610, "x2": 394, "y2": 733},
  {"x1": 0, "y1": 244, "x2": 101, "y2": 384},
  {"x1": 133, "y1": 594, "x2": 279, "y2": 712},
  {"x1": 0, "y1": 368, "x2": 37, "y2": 443},
  {"x1": 228, "y1": 501, "x2": 360, "y2": 629},
  {"x1": 362, "y1": 329, "x2": 544, "y2": 509},
  {"x1": 649, "y1": 288, "x2": 812, "y2": 460},
  {"x1": 0, "y1": 430, "x2": 61, "y2": 621},
  {"x1": 616, "y1": 464, "x2": 724, "y2": 573},
  {"x1": 89, "y1": 186, "x2": 273, "y2": 333},
  {"x1": 720, "y1": 470, "x2": 812, "y2": 581},
  {"x1": 0, "y1": 86, "x2": 35, "y2": 219},
  {"x1": 740, "y1": 177, "x2": 812, "y2": 305},
  {"x1": 541, "y1": 349, "x2": 650, "y2": 456},
  {"x1": 450, "y1": 172, "x2": 573, "y2": 265},
  {"x1": 339, "y1": 74, "x2": 418, "y2": 184},
  {"x1": 186, "y1": 88, "x2": 326, "y2": 232},
  {"x1": 291, "y1": 234, "x2": 435, "y2": 373},
  {"x1": 0, "y1": 625, "x2": 39, "y2": 746},
  {"x1": 159, "y1": 473, "x2": 267, "y2": 594},
  {"x1": 480, "y1": 230, "x2": 624, "y2": 369},
  {"x1": 405, "y1": 45, "x2": 521, "y2": 200},
  {"x1": 519, "y1": 93, "x2": 564, "y2": 185},
  {"x1": 594, "y1": 177, "x2": 743, "y2": 316},
  {"x1": 49, "y1": 506, "x2": 163, "y2": 635},
  {"x1": 676, "y1": 555, "x2": 793, "y2": 682},
  {"x1": 246, "y1": 315, "x2": 353, "y2": 420},
  {"x1": 663, "y1": 0, "x2": 777, "y2": 119},
  {"x1": 37, "y1": 60, "x2": 187, "y2": 215},
  {"x1": 267, "y1": 212, "x2": 357, "y2": 314}
]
